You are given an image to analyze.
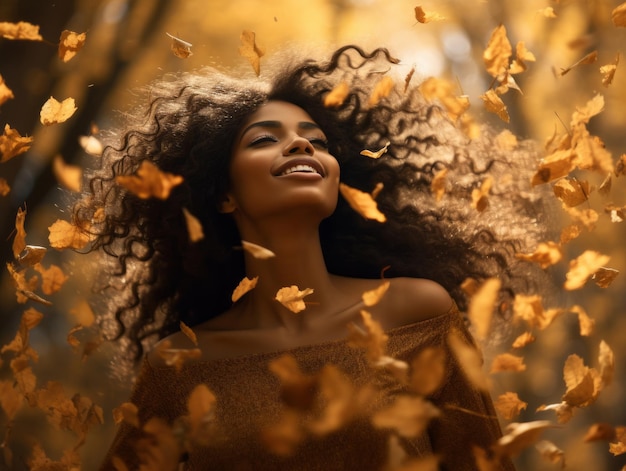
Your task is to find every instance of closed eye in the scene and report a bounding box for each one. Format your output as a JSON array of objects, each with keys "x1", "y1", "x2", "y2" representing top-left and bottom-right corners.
[
  {"x1": 309, "y1": 137, "x2": 329, "y2": 149},
  {"x1": 248, "y1": 134, "x2": 278, "y2": 147}
]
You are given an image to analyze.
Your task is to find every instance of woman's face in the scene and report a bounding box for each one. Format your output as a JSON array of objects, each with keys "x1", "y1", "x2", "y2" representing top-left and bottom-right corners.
[{"x1": 224, "y1": 100, "x2": 340, "y2": 225}]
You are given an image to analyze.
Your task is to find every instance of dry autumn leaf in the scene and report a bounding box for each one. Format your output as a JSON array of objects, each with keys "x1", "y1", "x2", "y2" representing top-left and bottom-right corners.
[
  {"x1": 448, "y1": 328, "x2": 491, "y2": 391},
  {"x1": 12, "y1": 206, "x2": 27, "y2": 259},
  {"x1": 48, "y1": 219, "x2": 92, "y2": 250},
  {"x1": 531, "y1": 149, "x2": 576, "y2": 186},
  {"x1": 598, "y1": 340, "x2": 614, "y2": 389},
  {"x1": 360, "y1": 141, "x2": 390, "y2": 159},
  {"x1": 600, "y1": 54, "x2": 620, "y2": 87},
  {"x1": 239, "y1": 30, "x2": 264, "y2": 76},
  {"x1": 414, "y1": 6, "x2": 445, "y2": 23},
  {"x1": 372, "y1": 395, "x2": 440, "y2": 438},
  {"x1": 564, "y1": 250, "x2": 611, "y2": 290},
  {"x1": 187, "y1": 384, "x2": 216, "y2": 439},
  {"x1": 515, "y1": 241, "x2": 562, "y2": 269},
  {"x1": 513, "y1": 294, "x2": 564, "y2": 330},
  {"x1": 78, "y1": 135, "x2": 103, "y2": 156},
  {"x1": 115, "y1": 160, "x2": 183, "y2": 200},
  {"x1": 347, "y1": 310, "x2": 388, "y2": 363},
  {"x1": 569, "y1": 305, "x2": 595, "y2": 336},
  {"x1": 491, "y1": 353, "x2": 526, "y2": 373},
  {"x1": 6, "y1": 263, "x2": 51, "y2": 306},
  {"x1": 562, "y1": 354, "x2": 596, "y2": 407},
  {"x1": 153, "y1": 340, "x2": 202, "y2": 371},
  {"x1": 0, "y1": 177, "x2": 10, "y2": 196},
  {"x1": 612, "y1": 2, "x2": 626, "y2": 27},
  {"x1": 493, "y1": 420, "x2": 554, "y2": 458},
  {"x1": 0, "y1": 74, "x2": 14, "y2": 106},
  {"x1": 480, "y1": 89, "x2": 510, "y2": 123},
  {"x1": 495, "y1": 392, "x2": 528, "y2": 420},
  {"x1": 241, "y1": 240, "x2": 275, "y2": 259},
  {"x1": 0, "y1": 124, "x2": 33, "y2": 162},
  {"x1": 34, "y1": 263, "x2": 69, "y2": 295},
  {"x1": 0, "y1": 21, "x2": 42, "y2": 40},
  {"x1": 553, "y1": 177, "x2": 591, "y2": 207},
  {"x1": 361, "y1": 281, "x2": 390, "y2": 307},
  {"x1": 182, "y1": 208, "x2": 204, "y2": 242},
  {"x1": 409, "y1": 347, "x2": 446, "y2": 396},
  {"x1": 179, "y1": 321, "x2": 198, "y2": 346},
  {"x1": 535, "y1": 440, "x2": 565, "y2": 467},
  {"x1": 431, "y1": 168, "x2": 448, "y2": 202},
  {"x1": 69, "y1": 299, "x2": 95, "y2": 327},
  {"x1": 536, "y1": 402, "x2": 574, "y2": 424},
  {"x1": 40, "y1": 96, "x2": 77, "y2": 125},
  {"x1": 339, "y1": 182, "x2": 386, "y2": 222},
  {"x1": 275, "y1": 285, "x2": 314, "y2": 313},
  {"x1": 483, "y1": 25, "x2": 512, "y2": 77},
  {"x1": 419, "y1": 77, "x2": 470, "y2": 122},
  {"x1": 231, "y1": 276, "x2": 258, "y2": 303},
  {"x1": 368, "y1": 76, "x2": 394, "y2": 107},
  {"x1": 592, "y1": 267, "x2": 619, "y2": 288},
  {"x1": 58, "y1": 30, "x2": 86, "y2": 62},
  {"x1": 538, "y1": 7, "x2": 557, "y2": 18},
  {"x1": 52, "y1": 155, "x2": 82, "y2": 192},
  {"x1": 583, "y1": 423, "x2": 616, "y2": 442},
  {"x1": 509, "y1": 41, "x2": 536, "y2": 74},
  {"x1": 165, "y1": 32, "x2": 193, "y2": 59},
  {"x1": 512, "y1": 332, "x2": 535, "y2": 349},
  {"x1": 610, "y1": 427, "x2": 626, "y2": 456},
  {"x1": 468, "y1": 278, "x2": 500, "y2": 340},
  {"x1": 324, "y1": 82, "x2": 350, "y2": 108},
  {"x1": 112, "y1": 402, "x2": 139, "y2": 428},
  {"x1": 560, "y1": 51, "x2": 598, "y2": 76}
]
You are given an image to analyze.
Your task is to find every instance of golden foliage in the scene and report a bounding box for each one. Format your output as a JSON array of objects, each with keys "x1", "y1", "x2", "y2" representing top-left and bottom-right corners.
[
  {"x1": 238, "y1": 30, "x2": 264, "y2": 76},
  {"x1": 58, "y1": 30, "x2": 86, "y2": 62},
  {"x1": 275, "y1": 285, "x2": 314, "y2": 313},
  {"x1": 115, "y1": 160, "x2": 183, "y2": 200},
  {"x1": 40, "y1": 96, "x2": 77, "y2": 125}
]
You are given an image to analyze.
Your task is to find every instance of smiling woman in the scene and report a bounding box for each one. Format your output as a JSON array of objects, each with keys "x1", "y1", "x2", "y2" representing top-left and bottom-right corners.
[{"x1": 73, "y1": 45, "x2": 552, "y2": 470}]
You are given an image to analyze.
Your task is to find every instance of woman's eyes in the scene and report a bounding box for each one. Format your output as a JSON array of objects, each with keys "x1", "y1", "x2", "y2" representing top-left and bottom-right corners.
[{"x1": 248, "y1": 135, "x2": 329, "y2": 149}]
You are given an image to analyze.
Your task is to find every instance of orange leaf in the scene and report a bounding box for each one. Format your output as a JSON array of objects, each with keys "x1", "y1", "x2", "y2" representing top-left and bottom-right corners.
[
  {"x1": 491, "y1": 353, "x2": 526, "y2": 373},
  {"x1": 531, "y1": 149, "x2": 576, "y2": 186},
  {"x1": 409, "y1": 347, "x2": 446, "y2": 396},
  {"x1": 12, "y1": 206, "x2": 27, "y2": 259},
  {"x1": 179, "y1": 321, "x2": 198, "y2": 346},
  {"x1": 0, "y1": 177, "x2": 10, "y2": 196},
  {"x1": 69, "y1": 299, "x2": 95, "y2": 327},
  {"x1": 360, "y1": 141, "x2": 390, "y2": 159},
  {"x1": 153, "y1": 340, "x2": 202, "y2": 372},
  {"x1": 34, "y1": 263, "x2": 69, "y2": 295},
  {"x1": 0, "y1": 124, "x2": 33, "y2": 162},
  {"x1": 494, "y1": 392, "x2": 528, "y2": 420},
  {"x1": 537, "y1": 7, "x2": 557, "y2": 18},
  {"x1": 553, "y1": 177, "x2": 591, "y2": 207},
  {"x1": 560, "y1": 51, "x2": 598, "y2": 76},
  {"x1": 112, "y1": 402, "x2": 139, "y2": 428},
  {"x1": 78, "y1": 134, "x2": 103, "y2": 156},
  {"x1": 339, "y1": 182, "x2": 386, "y2": 222},
  {"x1": 600, "y1": 53, "x2": 620, "y2": 87},
  {"x1": 493, "y1": 420, "x2": 553, "y2": 458},
  {"x1": 431, "y1": 168, "x2": 448, "y2": 202},
  {"x1": 515, "y1": 241, "x2": 562, "y2": 269},
  {"x1": 48, "y1": 219, "x2": 92, "y2": 250},
  {"x1": 241, "y1": 240, "x2": 275, "y2": 259},
  {"x1": 535, "y1": 440, "x2": 565, "y2": 467},
  {"x1": 187, "y1": 384, "x2": 216, "y2": 439},
  {"x1": 414, "y1": 6, "x2": 445, "y2": 23},
  {"x1": 536, "y1": 402, "x2": 574, "y2": 424},
  {"x1": 448, "y1": 328, "x2": 491, "y2": 391},
  {"x1": 52, "y1": 155, "x2": 82, "y2": 192},
  {"x1": 0, "y1": 21, "x2": 43, "y2": 40},
  {"x1": 40, "y1": 96, "x2": 77, "y2": 125},
  {"x1": 347, "y1": 310, "x2": 388, "y2": 362},
  {"x1": 583, "y1": 423, "x2": 616, "y2": 442},
  {"x1": 610, "y1": 427, "x2": 626, "y2": 455},
  {"x1": 480, "y1": 90, "x2": 509, "y2": 123},
  {"x1": 569, "y1": 305, "x2": 594, "y2": 336},
  {"x1": 324, "y1": 82, "x2": 350, "y2": 108},
  {"x1": 611, "y1": 3, "x2": 626, "y2": 27},
  {"x1": 275, "y1": 285, "x2": 314, "y2": 313},
  {"x1": 115, "y1": 160, "x2": 183, "y2": 200},
  {"x1": 512, "y1": 332, "x2": 535, "y2": 349},
  {"x1": 231, "y1": 276, "x2": 258, "y2": 303},
  {"x1": 592, "y1": 267, "x2": 619, "y2": 288},
  {"x1": 182, "y1": 208, "x2": 204, "y2": 242},
  {"x1": 419, "y1": 77, "x2": 470, "y2": 121},
  {"x1": 238, "y1": 30, "x2": 265, "y2": 76},
  {"x1": 368, "y1": 76, "x2": 394, "y2": 106},
  {"x1": 468, "y1": 278, "x2": 500, "y2": 340},
  {"x1": 562, "y1": 354, "x2": 595, "y2": 407},
  {"x1": 361, "y1": 281, "x2": 390, "y2": 307},
  {"x1": 372, "y1": 395, "x2": 440, "y2": 438},
  {"x1": 483, "y1": 25, "x2": 512, "y2": 77},
  {"x1": 564, "y1": 250, "x2": 610, "y2": 290},
  {"x1": 58, "y1": 30, "x2": 86, "y2": 62},
  {"x1": 598, "y1": 340, "x2": 614, "y2": 389},
  {"x1": 165, "y1": 32, "x2": 193, "y2": 59},
  {"x1": 0, "y1": 74, "x2": 14, "y2": 106}
]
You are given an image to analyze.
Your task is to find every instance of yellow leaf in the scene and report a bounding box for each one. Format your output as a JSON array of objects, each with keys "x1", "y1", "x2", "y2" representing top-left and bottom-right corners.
[
  {"x1": 347, "y1": 310, "x2": 388, "y2": 363},
  {"x1": 12, "y1": 206, "x2": 27, "y2": 259},
  {"x1": 372, "y1": 395, "x2": 440, "y2": 438},
  {"x1": 492, "y1": 420, "x2": 553, "y2": 458},
  {"x1": 494, "y1": 392, "x2": 528, "y2": 420},
  {"x1": 179, "y1": 321, "x2": 198, "y2": 346},
  {"x1": 368, "y1": 76, "x2": 394, "y2": 106},
  {"x1": 448, "y1": 328, "x2": 491, "y2": 391},
  {"x1": 536, "y1": 402, "x2": 574, "y2": 424},
  {"x1": 491, "y1": 353, "x2": 526, "y2": 373},
  {"x1": 0, "y1": 124, "x2": 33, "y2": 162},
  {"x1": 419, "y1": 77, "x2": 470, "y2": 121},
  {"x1": 531, "y1": 149, "x2": 576, "y2": 186},
  {"x1": 112, "y1": 402, "x2": 139, "y2": 427},
  {"x1": 560, "y1": 51, "x2": 598, "y2": 76},
  {"x1": 187, "y1": 384, "x2": 216, "y2": 439},
  {"x1": 537, "y1": 7, "x2": 557, "y2": 18},
  {"x1": 324, "y1": 82, "x2": 349, "y2": 108},
  {"x1": 153, "y1": 339, "x2": 202, "y2": 372},
  {"x1": 414, "y1": 6, "x2": 445, "y2": 23},
  {"x1": 610, "y1": 427, "x2": 626, "y2": 455},
  {"x1": 48, "y1": 219, "x2": 92, "y2": 250},
  {"x1": 509, "y1": 41, "x2": 536, "y2": 74},
  {"x1": 471, "y1": 175, "x2": 493, "y2": 212},
  {"x1": 483, "y1": 25, "x2": 512, "y2": 77},
  {"x1": 115, "y1": 160, "x2": 183, "y2": 200},
  {"x1": 535, "y1": 440, "x2": 565, "y2": 467},
  {"x1": 562, "y1": 354, "x2": 595, "y2": 407},
  {"x1": 58, "y1": 30, "x2": 86, "y2": 62},
  {"x1": 515, "y1": 241, "x2": 562, "y2": 269},
  {"x1": 241, "y1": 240, "x2": 275, "y2": 259},
  {"x1": 0, "y1": 177, "x2": 9, "y2": 196},
  {"x1": 52, "y1": 155, "x2": 82, "y2": 192},
  {"x1": 512, "y1": 332, "x2": 535, "y2": 349},
  {"x1": 564, "y1": 250, "x2": 610, "y2": 290},
  {"x1": 431, "y1": 168, "x2": 448, "y2": 202},
  {"x1": 611, "y1": 2, "x2": 626, "y2": 27},
  {"x1": 513, "y1": 294, "x2": 564, "y2": 330},
  {"x1": 409, "y1": 346, "x2": 446, "y2": 396},
  {"x1": 0, "y1": 74, "x2": 14, "y2": 106},
  {"x1": 34, "y1": 263, "x2": 69, "y2": 295},
  {"x1": 553, "y1": 177, "x2": 591, "y2": 207},
  {"x1": 69, "y1": 299, "x2": 95, "y2": 327},
  {"x1": 468, "y1": 278, "x2": 500, "y2": 340},
  {"x1": 275, "y1": 285, "x2": 314, "y2": 313},
  {"x1": 361, "y1": 281, "x2": 390, "y2": 307},
  {"x1": 78, "y1": 135, "x2": 103, "y2": 156},
  {"x1": 598, "y1": 340, "x2": 614, "y2": 389},
  {"x1": 480, "y1": 89, "x2": 509, "y2": 123},
  {"x1": 339, "y1": 182, "x2": 386, "y2": 222},
  {"x1": 600, "y1": 53, "x2": 620, "y2": 87},
  {"x1": 569, "y1": 305, "x2": 594, "y2": 336},
  {"x1": 238, "y1": 30, "x2": 265, "y2": 76},
  {"x1": 360, "y1": 141, "x2": 390, "y2": 159},
  {"x1": 231, "y1": 276, "x2": 258, "y2": 303},
  {"x1": 0, "y1": 21, "x2": 42, "y2": 40},
  {"x1": 40, "y1": 96, "x2": 77, "y2": 125},
  {"x1": 583, "y1": 423, "x2": 616, "y2": 442},
  {"x1": 165, "y1": 32, "x2": 193, "y2": 59},
  {"x1": 182, "y1": 208, "x2": 204, "y2": 242}
]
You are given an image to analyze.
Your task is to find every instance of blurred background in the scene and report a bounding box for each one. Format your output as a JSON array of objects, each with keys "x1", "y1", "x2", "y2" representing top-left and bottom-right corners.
[{"x1": 1, "y1": 0, "x2": 625, "y2": 469}]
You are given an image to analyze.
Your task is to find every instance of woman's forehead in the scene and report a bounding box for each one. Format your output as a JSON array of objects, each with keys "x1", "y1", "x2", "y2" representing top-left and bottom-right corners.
[{"x1": 243, "y1": 100, "x2": 316, "y2": 126}]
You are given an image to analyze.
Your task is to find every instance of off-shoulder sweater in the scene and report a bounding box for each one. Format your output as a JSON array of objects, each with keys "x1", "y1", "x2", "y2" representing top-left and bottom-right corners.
[{"x1": 101, "y1": 304, "x2": 515, "y2": 470}]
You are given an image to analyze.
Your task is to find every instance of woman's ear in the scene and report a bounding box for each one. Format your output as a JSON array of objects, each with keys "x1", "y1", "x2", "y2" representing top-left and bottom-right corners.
[{"x1": 218, "y1": 193, "x2": 237, "y2": 214}]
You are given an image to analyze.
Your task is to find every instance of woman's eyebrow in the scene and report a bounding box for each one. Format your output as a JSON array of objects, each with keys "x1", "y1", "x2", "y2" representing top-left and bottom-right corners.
[{"x1": 240, "y1": 120, "x2": 322, "y2": 139}]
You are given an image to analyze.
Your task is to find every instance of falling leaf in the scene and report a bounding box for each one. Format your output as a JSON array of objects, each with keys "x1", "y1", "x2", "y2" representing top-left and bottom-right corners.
[
  {"x1": 610, "y1": 427, "x2": 626, "y2": 455},
  {"x1": 598, "y1": 340, "x2": 614, "y2": 389},
  {"x1": 165, "y1": 32, "x2": 192, "y2": 59},
  {"x1": 0, "y1": 124, "x2": 33, "y2": 162},
  {"x1": 0, "y1": 381, "x2": 23, "y2": 421},
  {"x1": 58, "y1": 30, "x2": 86, "y2": 62},
  {"x1": 115, "y1": 160, "x2": 183, "y2": 200},
  {"x1": 40, "y1": 96, "x2": 77, "y2": 125},
  {"x1": 513, "y1": 294, "x2": 563, "y2": 330},
  {"x1": 600, "y1": 54, "x2": 620, "y2": 87},
  {"x1": 414, "y1": 6, "x2": 445, "y2": 23},
  {"x1": 536, "y1": 402, "x2": 574, "y2": 424},
  {"x1": 69, "y1": 299, "x2": 95, "y2": 326},
  {"x1": 372, "y1": 395, "x2": 440, "y2": 437},
  {"x1": 1, "y1": 307, "x2": 43, "y2": 356},
  {"x1": 78, "y1": 135, "x2": 103, "y2": 156},
  {"x1": 52, "y1": 155, "x2": 82, "y2": 192},
  {"x1": 362, "y1": 281, "x2": 390, "y2": 307},
  {"x1": 491, "y1": 354, "x2": 526, "y2": 373},
  {"x1": 112, "y1": 402, "x2": 139, "y2": 428},
  {"x1": 612, "y1": 3, "x2": 626, "y2": 27},
  {"x1": 67, "y1": 324, "x2": 83, "y2": 348},
  {"x1": 431, "y1": 168, "x2": 448, "y2": 202},
  {"x1": 0, "y1": 74, "x2": 14, "y2": 106},
  {"x1": 419, "y1": 77, "x2": 470, "y2": 121},
  {"x1": 48, "y1": 219, "x2": 92, "y2": 250},
  {"x1": 182, "y1": 208, "x2": 204, "y2": 242},
  {"x1": 515, "y1": 241, "x2": 562, "y2": 269},
  {"x1": 538, "y1": 7, "x2": 557, "y2": 18},
  {"x1": 241, "y1": 240, "x2": 275, "y2": 259},
  {"x1": 448, "y1": 328, "x2": 491, "y2": 391},
  {"x1": 275, "y1": 285, "x2": 314, "y2": 313},
  {"x1": 562, "y1": 354, "x2": 596, "y2": 407},
  {"x1": 261, "y1": 409, "x2": 304, "y2": 456},
  {"x1": 483, "y1": 25, "x2": 512, "y2": 77},
  {"x1": 368, "y1": 76, "x2": 394, "y2": 106},
  {"x1": 560, "y1": 51, "x2": 598, "y2": 76},
  {"x1": 495, "y1": 392, "x2": 528, "y2": 420},
  {"x1": 569, "y1": 305, "x2": 594, "y2": 336},
  {"x1": 153, "y1": 340, "x2": 202, "y2": 371},
  {"x1": 492, "y1": 420, "x2": 553, "y2": 458},
  {"x1": 231, "y1": 276, "x2": 258, "y2": 303},
  {"x1": 468, "y1": 278, "x2": 500, "y2": 340},
  {"x1": 592, "y1": 267, "x2": 619, "y2": 288},
  {"x1": 0, "y1": 177, "x2": 10, "y2": 196},
  {"x1": 187, "y1": 384, "x2": 216, "y2": 439},
  {"x1": 18, "y1": 245, "x2": 47, "y2": 268},
  {"x1": 139, "y1": 417, "x2": 183, "y2": 470},
  {"x1": 531, "y1": 149, "x2": 576, "y2": 186},
  {"x1": 339, "y1": 182, "x2": 386, "y2": 222},
  {"x1": 179, "y1": 321, "x2": 198, "y2": 346},
  {"x1": 324, "y1": 82, "x2": 350, "y2": 108},
  {"x1": 12, "y1": 206, "x2": 27, "y2": 259},
  {"x1": 403, "y1": 65, "x2": 416, "y2": 92},
  {"x1": 269, "y1": 354, "x2": 317, "y2": 411},
  {"x1": 360, "y1": 141, "x2": 390, "y2": 159},
  {"x1": 471, "y1": 176, "x2": 493, "y2": 212},
  {"x1": 564, "y1": 250, "x2": 610, "y2": 290},
  {"x1": 34, "y1": 263, "x2": 69, "y2": 295},
  {"x1": 584, "y1": 423, "x2": 616, "y2": 442},
  {"x1": 535, "y1": 440, "x2": 565, "y2": 467},
  {"x1": 495, "y1": 129, "x2": 518, "y2": 150},
  {"x1": 0, "y1": 21, "x2": 43, "y2": 40},
  {"x1": 553, "y1": 177, "x2": 591, "y2": 207},
  {"x1": 480, "y1": 90, "x2": 509, "y2": 123},
  {"x1": 347, "y1": 310, "x2": 388, "y2": 363},
  {"x1": 409, "y1": 347, "x2": 446, "y2": 396},
  {"x1": 238, "y1": 30, "x2": 264, "y2": 76},
  {"x1": 512, "y1": 332, "x2": 535, "y2": 349},
  {"x1": 509, "y1": 41, "x2": 536, "y2": 74}
]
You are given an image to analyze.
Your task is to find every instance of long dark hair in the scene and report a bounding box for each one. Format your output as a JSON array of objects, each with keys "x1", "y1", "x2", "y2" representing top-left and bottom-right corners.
[{"x1": 74, "y1": 45, "x2": 551, "y2": 366}]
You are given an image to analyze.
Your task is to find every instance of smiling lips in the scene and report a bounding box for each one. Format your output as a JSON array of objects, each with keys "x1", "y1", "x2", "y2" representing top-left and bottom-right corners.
[{"x1": 274, "y1": 158, "x2": 326, "y2": 177}]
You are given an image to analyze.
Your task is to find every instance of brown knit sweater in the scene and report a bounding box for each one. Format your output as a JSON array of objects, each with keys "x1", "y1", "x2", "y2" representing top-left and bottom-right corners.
[{"x1": 101, "y1": 305, "x2": 515, "y2": 471}]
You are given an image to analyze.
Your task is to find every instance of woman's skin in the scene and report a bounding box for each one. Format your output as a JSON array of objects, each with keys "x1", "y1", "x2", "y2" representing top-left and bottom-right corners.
[{"x1": 151, "y1": 101, "x2": 453, "y2": 363}]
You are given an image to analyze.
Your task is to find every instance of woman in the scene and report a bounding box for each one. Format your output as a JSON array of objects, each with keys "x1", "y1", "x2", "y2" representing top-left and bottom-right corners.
[{"x1": 78, "y1": 45, "x2": 547, "y2": 470}]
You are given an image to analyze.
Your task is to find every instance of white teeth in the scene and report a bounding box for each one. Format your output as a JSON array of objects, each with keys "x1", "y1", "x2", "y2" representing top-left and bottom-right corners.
[{"x1": 281, "y1": 164, "x2": 319, "y2": 176}]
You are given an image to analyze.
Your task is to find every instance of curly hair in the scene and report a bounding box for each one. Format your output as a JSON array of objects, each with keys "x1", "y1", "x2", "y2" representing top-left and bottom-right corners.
[{"x1": 74, "y1": 45, "x2": 552, "y2": 367}]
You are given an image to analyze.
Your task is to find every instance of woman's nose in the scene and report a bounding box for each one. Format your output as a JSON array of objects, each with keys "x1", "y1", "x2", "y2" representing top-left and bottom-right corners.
[{"x1": 284, "y1": 136, "x2": 314, "y2": 155}]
